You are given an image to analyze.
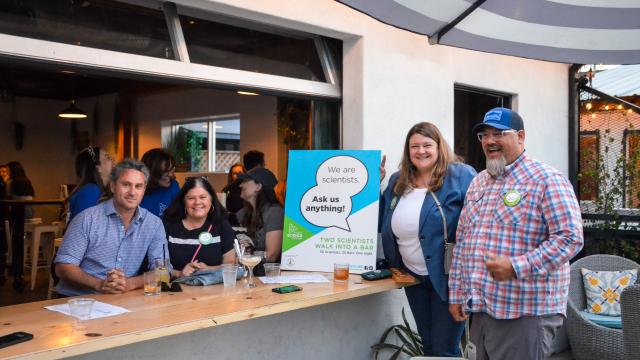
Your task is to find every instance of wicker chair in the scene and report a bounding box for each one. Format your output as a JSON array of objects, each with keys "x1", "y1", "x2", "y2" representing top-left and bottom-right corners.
[
  {"x1": 566, "y1": 255, "x2": 640, "y2": 360},
  {"x1": 621, "y1": 284, "x2": 640, "y2": 359}
]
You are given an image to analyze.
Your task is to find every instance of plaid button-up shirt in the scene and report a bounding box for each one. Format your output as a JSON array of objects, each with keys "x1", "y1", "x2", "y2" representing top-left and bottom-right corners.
[
  {"x1": 449, "y1": 153, "x2": 583, "y2": 319},
  {"x1": 55, "y1": 199, "x2": 170, "y2": 296}
]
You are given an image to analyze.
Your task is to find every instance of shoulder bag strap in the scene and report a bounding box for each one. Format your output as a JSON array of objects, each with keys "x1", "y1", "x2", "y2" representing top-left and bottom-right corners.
[{"x1": 428, "y1": 191, "x2": 448, "y2": 246}]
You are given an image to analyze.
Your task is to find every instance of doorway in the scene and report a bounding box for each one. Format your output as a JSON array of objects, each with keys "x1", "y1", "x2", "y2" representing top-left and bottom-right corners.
[{"x1": 454, "y1": 85, "x2": 512, "y2": 172}]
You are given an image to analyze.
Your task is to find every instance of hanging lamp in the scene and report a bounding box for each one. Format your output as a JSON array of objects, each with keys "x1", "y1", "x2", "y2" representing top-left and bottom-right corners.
[{"x1": 58, "y1": 100, "x2": 87, "y2": 119}]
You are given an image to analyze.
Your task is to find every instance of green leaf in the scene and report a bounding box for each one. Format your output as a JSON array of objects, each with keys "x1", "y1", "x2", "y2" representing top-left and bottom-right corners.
[
  {"x1": 393, "y1": 328, "x2": 418, "y2": 354},
  {"x1": 390, "y1": 344, "x2": 406, "y2": 360},
  {"x1": 401, "y1": 308, "x2": 422, "y2": 352}
]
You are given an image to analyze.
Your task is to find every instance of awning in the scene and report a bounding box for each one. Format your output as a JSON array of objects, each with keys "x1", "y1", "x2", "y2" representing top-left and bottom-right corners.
[{"x1": 337, "y1": 0, "x2": 640, "y2": 65}]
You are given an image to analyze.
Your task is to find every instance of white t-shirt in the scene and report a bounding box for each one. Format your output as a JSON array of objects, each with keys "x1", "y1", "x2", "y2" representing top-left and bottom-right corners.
[{"x1": 391, "y1": 187, "x2": 428, "y2": 276}]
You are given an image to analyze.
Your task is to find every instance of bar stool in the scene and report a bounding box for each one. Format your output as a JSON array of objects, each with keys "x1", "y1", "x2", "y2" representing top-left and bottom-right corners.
[
  {"x1": 47, "y1": 236, "x2": 64, "y2": 299},
  {"x1": 4, "y1": 218, "x2": 42, "y2": 268},
  {"x1": 26, "y1": 222, "x2": 61, "y2": 291}
]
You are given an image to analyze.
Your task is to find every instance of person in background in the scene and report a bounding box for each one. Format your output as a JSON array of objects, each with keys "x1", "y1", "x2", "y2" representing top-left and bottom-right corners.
[
  {"x1": 222, "y1": 163, "x2": 245, "y2": 225},
  {"x1": 237, "y1": 167, "x2": 283, "y2": 263},
  {"x1": 140, "y1": 148, "x2": 180, "y2": 218},
  {"x1": 163, "y1": 177, "x2": 235, "y2": 277},
  {"x1": 68, "y1": 146, "x2": 115, "y2": 222},
  {"x1": 54, "y1": 159, "x2": 170, "y2": 296},
  {"x1": 379, "y1": 122, "x2": 477, "y2": 357},
  {"x1": 448, "y1": 108, "x2": 583, "y2": 360},
  {"x1": 242, "y1": 150, "x2": 265, "y2": 171},
  {"x1": 0, "y1": 164, "x2": 9, "y2": 185},
  {"x1": 274, "y1": 178, "x2": 287, "y2": 207},
  {"x1": 6, "y1": 161, "x2": 35, "y2": 219}
]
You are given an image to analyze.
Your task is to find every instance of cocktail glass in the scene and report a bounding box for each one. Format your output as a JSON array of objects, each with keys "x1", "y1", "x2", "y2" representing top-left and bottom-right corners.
[{"x1": 240, "y1": 254, "x2": 262, "y2": 288}]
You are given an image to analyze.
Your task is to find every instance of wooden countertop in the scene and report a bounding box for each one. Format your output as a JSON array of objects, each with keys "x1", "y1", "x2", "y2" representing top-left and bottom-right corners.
[{"x1": 0, "y1": 272, "x2": 409, "y2": 359}]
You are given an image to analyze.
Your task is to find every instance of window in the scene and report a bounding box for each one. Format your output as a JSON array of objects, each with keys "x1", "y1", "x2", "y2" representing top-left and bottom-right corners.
[
  {"x1": 163, "y1": 116, "x2": 240, "y2": 173},
  {"x1": 0, "y1": 0, "x2": 174, "y2": 59},
  {"x1": 178, "y1": 13, "x2": 340, "y2": 82},
  {"x1": 579, "y1": 131, "x2": 600, "y2": 201}
]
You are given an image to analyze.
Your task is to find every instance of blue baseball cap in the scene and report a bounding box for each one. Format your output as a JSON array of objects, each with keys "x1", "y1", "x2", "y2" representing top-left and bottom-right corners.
[{"x1": 472, "y1": 107, "x2": 524, "y2": 133}]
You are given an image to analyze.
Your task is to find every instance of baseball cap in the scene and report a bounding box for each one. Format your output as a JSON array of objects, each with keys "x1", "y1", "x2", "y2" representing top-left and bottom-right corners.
[
  {"x1": 237, "y1": 167, "x2": 278, "y2": 190},
  {"x1": 472, "y1": 107, "x2": 524, "y2": 133}
]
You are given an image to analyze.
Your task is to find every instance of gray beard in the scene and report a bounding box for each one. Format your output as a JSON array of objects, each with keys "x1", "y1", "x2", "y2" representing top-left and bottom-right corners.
[{"x1": 486, "y1": 156, "x2": 507, "y2": 177}]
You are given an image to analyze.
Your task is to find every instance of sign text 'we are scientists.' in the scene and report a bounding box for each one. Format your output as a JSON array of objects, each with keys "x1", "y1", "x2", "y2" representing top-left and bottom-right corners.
[{"x1": 281, "y1": 150, "x2": 380, "y2": 274}]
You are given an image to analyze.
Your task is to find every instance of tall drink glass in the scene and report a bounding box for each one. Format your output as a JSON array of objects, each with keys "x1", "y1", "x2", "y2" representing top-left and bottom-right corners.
[{"x1": 155, "y1": 259, "x2": 170, "y2": 284}]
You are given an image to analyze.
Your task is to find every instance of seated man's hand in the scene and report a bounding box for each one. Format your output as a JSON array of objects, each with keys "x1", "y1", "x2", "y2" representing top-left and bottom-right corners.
[{"x1": 99, "y1": 269, "x2": 127, "y2": 294}]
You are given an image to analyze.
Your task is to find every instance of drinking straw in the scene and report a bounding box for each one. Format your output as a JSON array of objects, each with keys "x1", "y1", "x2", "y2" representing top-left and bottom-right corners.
[{"x1": 190, "y1": 224, "x2": 213, "y2": 263}]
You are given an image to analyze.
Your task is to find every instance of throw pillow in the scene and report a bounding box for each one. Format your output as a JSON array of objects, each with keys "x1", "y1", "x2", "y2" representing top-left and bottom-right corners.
[{"x1": 581, "y1": 268, "x2": 638, "y2": 316}]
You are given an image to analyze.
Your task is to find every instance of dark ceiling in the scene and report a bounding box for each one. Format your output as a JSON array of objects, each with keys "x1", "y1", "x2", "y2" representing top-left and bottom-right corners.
[{"x1": 0, "y1": 60, "x2": 181, "y2": 101}]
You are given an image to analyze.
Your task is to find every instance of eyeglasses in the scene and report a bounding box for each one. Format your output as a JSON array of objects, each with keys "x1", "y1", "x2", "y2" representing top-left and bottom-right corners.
[{"x1": 476, "y1": 129, "x2": 518, "y2": 142}]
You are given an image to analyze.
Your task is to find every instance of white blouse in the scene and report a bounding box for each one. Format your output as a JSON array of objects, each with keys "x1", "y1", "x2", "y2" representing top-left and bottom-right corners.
[{"x1": 391, "y1": 187, "x2": 428, "y2": 276}]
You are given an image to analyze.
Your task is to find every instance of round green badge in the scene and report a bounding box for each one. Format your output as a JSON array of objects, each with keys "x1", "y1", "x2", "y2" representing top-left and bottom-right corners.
[
  {"x1": 503, "y1": 190, "x2": 522, "y2": 207},
  {"x1": 198, "y1": 232, "x2": 213, "y2": 245}
]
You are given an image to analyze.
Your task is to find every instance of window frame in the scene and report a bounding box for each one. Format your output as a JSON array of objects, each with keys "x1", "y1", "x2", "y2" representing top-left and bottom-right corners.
[{"x1": 161, "y1": 113, "x2": 240, "y2": 174}]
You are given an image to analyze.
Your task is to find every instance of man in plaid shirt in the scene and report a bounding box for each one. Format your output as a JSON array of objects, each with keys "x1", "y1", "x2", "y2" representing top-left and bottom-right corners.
[{"x1": 448, "y1": 108, "x2": 583, "y2": 360}]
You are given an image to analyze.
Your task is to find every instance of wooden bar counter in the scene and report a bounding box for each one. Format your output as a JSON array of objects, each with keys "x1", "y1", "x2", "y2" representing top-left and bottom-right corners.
[{"x1": 0, "y1": 272, "x2": 412, "y2": 360}]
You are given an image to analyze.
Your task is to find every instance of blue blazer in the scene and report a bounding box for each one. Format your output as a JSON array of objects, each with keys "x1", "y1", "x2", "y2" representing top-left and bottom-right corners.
[{"x1": 380, "y1": 163, "x2": 476, "y2": 301}]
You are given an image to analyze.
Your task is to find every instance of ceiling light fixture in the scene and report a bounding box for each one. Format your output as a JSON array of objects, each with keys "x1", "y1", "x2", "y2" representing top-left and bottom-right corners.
[
  {"x1": 58, "y1": 100, "x2": 87, "y2": 119},
  {"x1": 237, "y1": 91, "x2": 259, "y2": 96}
]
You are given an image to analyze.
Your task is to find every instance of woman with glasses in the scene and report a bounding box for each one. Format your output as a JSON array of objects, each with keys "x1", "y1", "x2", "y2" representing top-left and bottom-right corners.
[
  {"x1": 163, "y1": 177, "x2": 236, "y2": 277},
  {"x1": 237, "y1": 167, "x2": 283, "y2": 263},
  {"x1": 140, "y1": 148, "x2": 180, "y2": 218},
  {"x1": 379, "y1": 122, "x2": 476, "y2": 357},
  {"x1": 68, "y1": 146, "x2": 115, "y2": 222}
]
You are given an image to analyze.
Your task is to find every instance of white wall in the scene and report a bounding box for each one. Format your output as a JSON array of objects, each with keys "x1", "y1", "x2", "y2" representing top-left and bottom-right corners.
[
  {"x1": 177, "y1": 0, "x2": 571, "y2": 178},
  {"x1": 135, "y1": 87, "x2": 278, "y2": 191},
  {"x1": 69, "y1": 290, "x2": 411, "y2": 360}
]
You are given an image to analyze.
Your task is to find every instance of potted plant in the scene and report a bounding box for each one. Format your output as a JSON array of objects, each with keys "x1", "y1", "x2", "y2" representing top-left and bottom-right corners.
[{"x1": 371, "y1": 308, "x2": 423, "y2": 359}]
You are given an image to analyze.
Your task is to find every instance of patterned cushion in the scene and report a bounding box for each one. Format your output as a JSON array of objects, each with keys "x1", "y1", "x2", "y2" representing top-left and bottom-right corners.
[{"x1": 581, "y1": 268, "x2": 638, "y2": 316}]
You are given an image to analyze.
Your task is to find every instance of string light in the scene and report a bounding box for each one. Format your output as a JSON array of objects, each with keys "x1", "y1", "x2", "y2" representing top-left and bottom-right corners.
[
  {"x1": 617, "y1": 104, "x2": 623, "y2": 110},
  {"x1": 586, "y1": 102, "x2": 592, "y2": 110}
]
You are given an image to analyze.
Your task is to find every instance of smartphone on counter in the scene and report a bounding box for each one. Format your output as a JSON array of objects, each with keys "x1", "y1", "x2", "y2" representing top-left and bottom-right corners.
[
  {"x1": 361, "y1": 269, "x2": 392, "y2": 281},
  {"x1": 272, "y1": 285, "x2": 302, "y2": 294},
  {"x1": 0, "y1": 332, "x2": 34, "y2": 349}
]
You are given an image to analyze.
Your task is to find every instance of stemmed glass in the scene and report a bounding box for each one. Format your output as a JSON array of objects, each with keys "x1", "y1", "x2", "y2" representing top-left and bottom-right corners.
[{"x1": 240, "y1": 253, "x2": 262, "y2": 288}]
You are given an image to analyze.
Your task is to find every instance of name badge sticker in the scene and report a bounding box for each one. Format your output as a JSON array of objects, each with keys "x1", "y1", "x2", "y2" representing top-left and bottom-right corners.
[{"x1": 503, "y1": 190, "x2": 522, "y2": 207}]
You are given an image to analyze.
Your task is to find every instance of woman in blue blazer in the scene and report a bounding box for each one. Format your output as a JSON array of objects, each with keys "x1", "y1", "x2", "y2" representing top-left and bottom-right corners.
[{"x1": 380, "y1": 122, "x2": 476, "y2": 357}]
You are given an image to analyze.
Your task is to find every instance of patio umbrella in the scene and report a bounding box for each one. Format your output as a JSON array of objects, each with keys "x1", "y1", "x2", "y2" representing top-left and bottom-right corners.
[{"x1": 337, "y1": 0, "x2": 640, "y2": 64}]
